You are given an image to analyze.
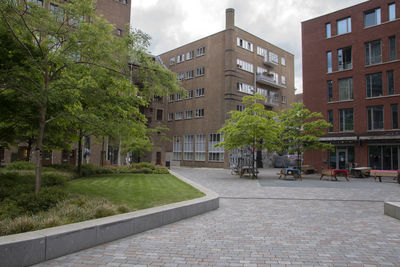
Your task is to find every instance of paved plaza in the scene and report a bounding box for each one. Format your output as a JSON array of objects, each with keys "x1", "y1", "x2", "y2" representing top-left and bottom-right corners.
[{"x1": 36, "y1": 168, "x2": 400, "y2": 267}]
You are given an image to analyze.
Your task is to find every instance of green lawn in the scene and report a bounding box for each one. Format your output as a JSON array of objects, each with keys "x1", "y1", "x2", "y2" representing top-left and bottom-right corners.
[{"x1": 67, "y1": 173, "x2": 205, "y2": 210}]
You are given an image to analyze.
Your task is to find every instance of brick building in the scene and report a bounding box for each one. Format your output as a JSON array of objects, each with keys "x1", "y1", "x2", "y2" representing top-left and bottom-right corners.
[
  {"x1": 302, "y1": 0, "x2": 400, "y2": 170},
  {"x1": 142, "y1": 9, "x2": 295, "y2": 168}
]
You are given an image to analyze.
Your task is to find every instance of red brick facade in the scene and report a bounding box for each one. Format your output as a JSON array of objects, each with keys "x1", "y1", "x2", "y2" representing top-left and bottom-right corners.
[{"x1": 302, "y1": 0, "x2": 400, "y2": 170}]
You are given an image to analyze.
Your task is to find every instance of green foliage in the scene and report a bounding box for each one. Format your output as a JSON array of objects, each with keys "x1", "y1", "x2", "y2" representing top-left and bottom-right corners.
[
  {"x1": 132, "y1": 162, "x2": 156, "y2": 170},
  {"x1": 41, "y1": 173, "x2": 68, "y2": 187},
  {"x1": 153, "y1": 166, "x2": 170, "y2": 174},
  {"x1": 79, "y1": 164, "x2": 114, "y2": 177},
  {"x1": 94, "y1": 205, "x2": 116, "y2": 218},
  {"x1": 278, "y1": 103, "x2": 333, "y2": 167},
  {"x1": 3, "y1": 161, "x2": 35, "y2": 170},
  {"x1": 16, "y1": 187, "x2": 68, "y2": 215}
]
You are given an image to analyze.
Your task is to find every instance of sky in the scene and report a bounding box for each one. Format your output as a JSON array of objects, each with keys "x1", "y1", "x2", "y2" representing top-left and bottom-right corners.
[{"x1": 130, "y1": 0, "x2": 368, "y2": 94}]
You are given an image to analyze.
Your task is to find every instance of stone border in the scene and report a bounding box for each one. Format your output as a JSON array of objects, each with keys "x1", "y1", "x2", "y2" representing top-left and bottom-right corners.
[
  {"x1": 0, "y1": 171, "x2": 219, "y2": 267},
  {"x1": 384, "y1": 202, "x2": 400, "y2": 220}
]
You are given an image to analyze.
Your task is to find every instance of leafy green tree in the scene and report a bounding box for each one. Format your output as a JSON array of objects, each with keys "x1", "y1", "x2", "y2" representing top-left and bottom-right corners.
[
  {"x1": 217, "y1": 94, "x2": 279, "y2": 178},
  {"x1": 278, "y1": 103, "x2": 333, "y2": 169}
]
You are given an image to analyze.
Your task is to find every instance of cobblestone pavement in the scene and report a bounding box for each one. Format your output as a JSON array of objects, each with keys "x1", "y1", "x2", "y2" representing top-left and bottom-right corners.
[{"x1": 36, "y1": 167, "x2": 400, "y2": 267}]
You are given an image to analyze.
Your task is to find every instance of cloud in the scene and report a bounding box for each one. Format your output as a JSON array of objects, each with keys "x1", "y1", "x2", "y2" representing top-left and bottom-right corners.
[{"x1": 131, "y1": 0, "x2": 368, "y2": 93}]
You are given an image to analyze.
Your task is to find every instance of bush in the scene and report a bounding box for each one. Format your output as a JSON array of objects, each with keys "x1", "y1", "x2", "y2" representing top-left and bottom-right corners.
[
  {"x1": 141, "y1": 167, "x2": 153, "y2": 174},
  {"x1": 17, "y1": 187, "x2": 68, "y2": 214},
  {"x1": 153, "y1": 166, "x2": 170, "y2": 174},
  {"x1": 3, "y1": 161, "x2": 35, "y2": 170},
  {"x1": 79, "y1": 164, "x2": 115, "y2": 177},
  {"x1": 42, "y1": 173, "x2": 67, "y2": 187},
  {"x1": 0, "y1": 172, "x2": 34, "y2": 201},
  {"x1": 131, "y1": 162, "x2": 156, "y2": 170},
  {"x1": 1, "y1": 216, "x2": 37, "y2": 235},
  {"x1": 117, "y1": 204, "x2": 130, "y2": 213},
  {"x1": 49, "y1": 164, "x2": 76, "y2": 172},
  {"x1": 94, "y1": 205, "x2": 116, "y2": 218}
]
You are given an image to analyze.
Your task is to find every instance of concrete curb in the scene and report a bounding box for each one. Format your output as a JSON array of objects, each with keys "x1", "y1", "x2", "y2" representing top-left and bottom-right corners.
[
  {"x1": 384, "y1": 202, "x2": 400, "y2": 220},
  {"x1": 0, "y1": 171, "x2": 219, "y2": 267}
]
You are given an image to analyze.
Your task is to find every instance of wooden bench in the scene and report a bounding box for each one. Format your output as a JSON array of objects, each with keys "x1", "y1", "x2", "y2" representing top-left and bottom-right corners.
[
  {"x1": 240, "y1": 165, "x2": 258, "y2": 178},
  {"x1": 370, "y1": 170, "x2": 399, "y2": 182},
  {"x1": 320, "y1": 169, "x2": 350, "y2": 181},
  {"x1": 301, "y1": 165, "x2": 315, "y2": 174},
  {"x1": 278, "y1": 168, "x2": 302, "y2": 181}
]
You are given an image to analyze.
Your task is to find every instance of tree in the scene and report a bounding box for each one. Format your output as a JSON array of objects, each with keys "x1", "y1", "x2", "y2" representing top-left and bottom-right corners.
[
  {"x1": 217, "y1": 94, "x2": 279, "y2": 178},
  {"x1": 278, "y1": 103, "x2": 333, "y2": 169},
  {"x1": 0, "y1": 0, "x2": 181, "y2": 192}
]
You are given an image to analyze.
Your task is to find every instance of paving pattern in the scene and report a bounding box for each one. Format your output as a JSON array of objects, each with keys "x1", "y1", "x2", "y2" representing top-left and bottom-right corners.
[{"x1": 36, "y1": 168, "x2": 400, "y2": 267}]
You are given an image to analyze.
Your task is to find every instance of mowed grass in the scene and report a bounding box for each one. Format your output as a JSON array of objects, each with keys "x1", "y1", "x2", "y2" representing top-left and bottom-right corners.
[{"x1": 67, "y1": 173, "x2": 205, "y2": 210}]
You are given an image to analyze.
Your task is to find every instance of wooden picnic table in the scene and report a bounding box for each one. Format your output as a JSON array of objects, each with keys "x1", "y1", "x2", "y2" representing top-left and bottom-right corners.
[
  {"x1": 278, "y1": 168, "x2": 302, "y2": 181},
  {"x1": 351, "y1": 167, "x2": 371, "y2": 178},
  {"x1": 320, "y1": 169, "x2": 350, "y2": 181},
  {"x1": 370, "y1": 170, "x2": 399, "y2": 182}
]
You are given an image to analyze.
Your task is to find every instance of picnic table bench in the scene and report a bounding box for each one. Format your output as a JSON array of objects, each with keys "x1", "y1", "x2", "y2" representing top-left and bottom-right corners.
[
  {"x1": 320, "y1": 169, "x2": 350, "y2": 181},
  {"x1": 351, "y1": 167, "x2": 371, "y2": 178},
  {"x1": 370, "y1": 170, "x2": 400, "y2": 182},
  {"x1": 240, "y1": 165, "x2": 258, "y2": 178},
  {"x1": 278, "y1": 168, "x2": 302, "y2": 181}
]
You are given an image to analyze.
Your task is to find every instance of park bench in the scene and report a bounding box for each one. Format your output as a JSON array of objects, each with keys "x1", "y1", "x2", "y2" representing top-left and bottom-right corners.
[
  {"x1": 320, "y1": 169, "x2": 350, "y2": 181},
  {"x1": 371, "y1": 170, "x2": 400, "y2": 183}
]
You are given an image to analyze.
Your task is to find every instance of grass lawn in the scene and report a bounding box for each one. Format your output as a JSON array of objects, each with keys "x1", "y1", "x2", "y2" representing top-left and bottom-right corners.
[{"x1": 67, "y1": 173, "x2": 205, "y2": 210}]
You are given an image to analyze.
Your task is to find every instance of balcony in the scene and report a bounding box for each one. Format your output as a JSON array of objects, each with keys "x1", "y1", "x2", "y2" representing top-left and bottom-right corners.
[
  {"x1": 263, "y1": 56, "x2": 278, "y2": 68},
  {"x1": 256, "y1": 73, "x2": 284, "y2": 89},
  {"x1": 264, "y1": 97, "x2": 279, "y2": 107}
]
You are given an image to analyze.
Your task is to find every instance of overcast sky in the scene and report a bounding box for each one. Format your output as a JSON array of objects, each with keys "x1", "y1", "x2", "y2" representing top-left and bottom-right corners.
[{"x1": 130, "y1": 0, "x2": 367, "y2": 93}]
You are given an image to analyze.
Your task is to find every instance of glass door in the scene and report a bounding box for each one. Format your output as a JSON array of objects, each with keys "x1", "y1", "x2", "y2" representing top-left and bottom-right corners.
[{"x1": 337, "y1": 149, "x2": 347, "y2": 169}]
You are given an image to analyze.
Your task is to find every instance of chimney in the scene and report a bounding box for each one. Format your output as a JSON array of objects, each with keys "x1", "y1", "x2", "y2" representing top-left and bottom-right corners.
[{"x1": 226, "y1": 8, "x2": 235, "y2": 29}]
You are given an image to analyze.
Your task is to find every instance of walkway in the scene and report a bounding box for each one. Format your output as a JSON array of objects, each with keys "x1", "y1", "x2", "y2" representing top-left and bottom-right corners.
[{"x1": 36, "y1": 168, "x2": 400, "y2": 267}]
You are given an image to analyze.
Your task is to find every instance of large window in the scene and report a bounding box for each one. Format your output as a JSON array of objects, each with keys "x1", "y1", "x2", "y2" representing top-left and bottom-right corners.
[
  {"x1": 369, "y1": 145, "x2": 398, "y2": 170},
  {"x1": 389, "y1": 3, "x2": 396, "y2": 21},
  {"x1": 257, "y1": 46, "x2": 267, "y2": 57},
  {"x1": 156, "y1": 109, "x2": 163, "y2": 121},
  {"x1": 268, "y1": 52, "x2": 279, "y2": 65},
  {"x1": 196, "y1": 67, "x2": 205, "y2": 77},
  {"x1": 196, "y1": 46, "x2": 205, "y2": 57},
  {"x1": 328, "y1": 110, "x2": 334, "y2": 132},
  {"x1": 367, "y1": 106, "x2": 384, "y2": 130},
  {"x1": 365, "y1": 40, "x2": 382, "y2": 65},
  {"x1": 364, "y1": 8, "x2": 381, "y2": 27},
  {"x1": 237, "y1": 59, "x2": 253, "y2": 73},
  {"x1": 338, "y1": 47, "x2": 352, "y2": 70},
  {"x1": 366, "y1": 72, "x2": 383, "y2": 98},
  {"x1": 338, "y1": 78, "x2": 353, "y2": 101},
  {"x1": 195, "y1": 87, "x2": 204, "y2": 97},
  {"x1": 237, "y1": 82, "x2": 254, "y2": 95},
  {"x1": 389, "y1": 36, "x2": 396, "y2": 61},
  {"x1": 392, "y1": 104, "x2": 399, "y2": 129},
  {"x1": 337, "y1": 17, "x2": 351, "y2": 35},
  {"x1": 173, "y1": 136, "x2": 182, "y2": 161},
  {"x1": 183, "y1": 135, "x2": 194, "y2": 160},
  {"x1": 339, "y1": 109, "x2": 354, "y2": 132},
  {"x1": 327, "y1": 80, "x2": 333, "y2": 102},
  {"x1": 50, "y1": 3, "x2": 64, "y2": 22},
  {"x1": 326, "y1": 23, "x2": 331, "y2": 38},
  {"x1": 237, "y1": 37, "x2": 253, "y2": 52},
  {"x1": 195, "y1": 134, "x2": 206, "y2": 161},
  {"x1": 327, "y1": 51, "x2": 332, "y2": 73},
  {"x1": 208, "y1": 134, "x2": 224, "y2": 162},
  {"x1": 388, "y1": 70, "x2": 395, "y2": 95},
  {"x1": 186, "y1": 70, "x2": 194, "y2": 79}
]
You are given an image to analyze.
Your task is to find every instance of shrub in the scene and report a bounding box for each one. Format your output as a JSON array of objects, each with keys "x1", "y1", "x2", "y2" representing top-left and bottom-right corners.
[
  {"x1": 131, "y1": 162, "x2": 156, "y2": 170},
  {"x1": 79, "y1": 164, "x2": 115, "y2": 177},
  {"x1": 3, "y1": 161, "x2": 35, "y2": 170},
  {"x1": 42, "y1": 173, "x2": 67, "y2": 187},
  {"x1": 94, "y1": 205, "x2": 116, "y2": 218},
  {"x1": 117, "y1": 204, "x2": 130, "y2": 213},
  {"x1": 49, "y1": 164, "x2": 76, "y2": 172},
  {"x1": 1, "y1": 216, "x2": 37, "y2": 235},
  {"x1": 141, "y1": 167, "x2": 153, "y2": 174},
  {"x1": 153, "y1": 166, "x2": 170, "y2": 174},
  {"x1": 17, "y1": 187, "x2": 68, "y2": 214}
]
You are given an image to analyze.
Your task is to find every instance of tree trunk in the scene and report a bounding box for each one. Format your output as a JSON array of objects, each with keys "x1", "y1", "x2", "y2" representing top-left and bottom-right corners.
[
  {"x1": 77, "y1": 129, "x2": 83, "y2": 177},
  {"x1": 35, "y1": 104, "x2": 47, "y2": 194},
  {"x1": 26, "y1": 138, "x2": 32, "y2": 161},
  {"x1": 100, "y1": 136, "x2": 105, "y2": 166}
]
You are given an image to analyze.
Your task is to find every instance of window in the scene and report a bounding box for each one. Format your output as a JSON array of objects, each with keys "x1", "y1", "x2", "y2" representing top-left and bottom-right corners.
[
  {"x1": 195, "y1": 108, "x2": 204, "y2": 118},
  {"x1": 281, "y1": 95, "x2": 286, "y2": 104},
  {"x1": 389, "y1": 36, "x2": 396, "y2": 61},
  {"x1": 365, "y1": 40, "x2": 382, "y2": 65},
  {"x1": 268, "y1": 52, "x2": 279, "y2": 65},
  {"x1": 257, "y1": 47, "x2": 267, "y2": 57},
  {"x1": 327, "y1": 51, "x2": 332, "y2": 73},
  {"x1": 337, "y1": 17, "x2": 351, "y2": 35},
  {"x1": 184, "y1": 135, "x2": 194, "y2": 160},
  {"x1": 50, "y1": 3, "x2": 64, "y2": 22},
  {"x1": 168, "y1": 112, "x2": 174, "y2": 121},
  {"x1": 366, "y1": 72, "x2": 383, "y2": 97},
  {"x1": 177, "y1": 54, "x2": 184, "y2": 63},
  {"x1": 388, "y1": 70, "x2": 395, "y2": 95},
  {"x1": 195, "y1": 88, "x2": 204, "y2": 97},
  {"x1": 257, "y1": 66, "x2": 267, "y2": 75},
  {"x1": 281, "y1": 76, "x2": 286, "y2": 85},
  {"x1": 173, "y1": 136, "x2": 182, "y2": 161},
  {"x1": 168, "y1": 94, "x2": 175, "y2": 102},
  {"x1": 237, "y1": 82, "x2": 254, "y2": 95},
  {"x1": 369, "y1": 145, "x2": 399, "y2": 170},
  {"x1": 196, "y1": 46, "x2": 205, "y2": 56},
  {"x1": 271, "y1": 91, "x2": 280, "y2": 103},
  {"x1": 281, "y1": 57, "x2": 286, "y2": 66},
  {"x1": 338, "y1": 47, "x2": 352, "y2": 70},
  {"x1": 257, "y1": 88, "x2": 268, "y2": 97},
  {"x1": 338, "y1": 78, "x2": 353, "y2": 101},
  {"x1": 116, "y1": 29, "x2": 122, "y2": 36},
  {"x1": 176, "y1": 93, "x2": 182, "y2": 101},
  {"x1": 195, "y1": 134, "x2": 206, "y2": 161},
  {"x1": 209, "y1": 134, "x2": 224, "y2": 162},
  {"x1": 186, "y1": 70, "x2": 194, "y2": 79},
  {"x1": 178, "y1": 72, "x2": 184, "y2": 81},
  {"x1": 364, "y1": 8, "x2": 381, "y2": 27},
  {"x1": 327, "y1": 80, "x2": 333, "y2": 102},
  {"x1": 237, "y1": 105, "x2": 245, "y2": 111},
  {"x1": 237, "y1": 37, "x2": 253, "y2": 52},
  {"x1": 328, "y1": 110, "x2": 334, "y2": 132},
  {"x1": 175, "y1": 112, "x2": 183, "y2": 120},
  {"x1": 156, "y1": 109, "x2": 163, "y2": 121},
  {"x1": 237, "y1": 59, "x2": 253, "y2": 73},
  {"x1": 169, "y1": 57, "x2": 175, "y2": 65},
  {"x1": 196, "y1": 67, "x2": 205, "y2": 77},
  {"x1": 339, "y1": 109, "x2": 354, "y2": 132},
  {"x1": 186, "y1": 90, "x2": 194, "y2": 99},
  {"x1": 326, "y1": 23, "x2": 331, "y2": 38},
  {"x1": 389, "y1": 3, "x2": 396, "y2": 21},
  {"x1": 392, "y1": 104, "x2": 399, "y2": 129},
  {"x1": 184, "y1": 110, "x2": 193, "y2": 119},
  {"x1": 186, "y1": 50, "x2": 194, "y2": 60},
  {"x1": 367, "y1": 106, "x2": 384, "y2": 130}
]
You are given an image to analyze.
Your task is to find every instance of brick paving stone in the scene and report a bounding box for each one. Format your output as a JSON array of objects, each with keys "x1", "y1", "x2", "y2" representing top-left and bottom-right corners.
[{"x1": 33, "y1": 167, "x2": 400, "y2": 267}]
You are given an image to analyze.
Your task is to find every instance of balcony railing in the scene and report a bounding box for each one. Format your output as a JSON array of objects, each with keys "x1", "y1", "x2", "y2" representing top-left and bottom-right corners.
[
  {"x1": 256, "y1": 73, "x2": 283, "y2": 89},
  {"x1": 263, "y1": 56, "x2": 278, "y2": 68},
  {"x1": 264, "y1": 97, "x2": 279, "y2": 107}
]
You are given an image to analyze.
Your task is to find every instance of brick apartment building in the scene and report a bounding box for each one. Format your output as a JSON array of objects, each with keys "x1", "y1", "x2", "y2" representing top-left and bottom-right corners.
[
  {"x1": 141, "y1": 9, "x2": 295, "y2": 168},
  {"x1": 0, "y1": 0, "x2": 131, "y2": 167},
  {"x1": 302, "y1": 0, "x2": 400, "y2": 170}
]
